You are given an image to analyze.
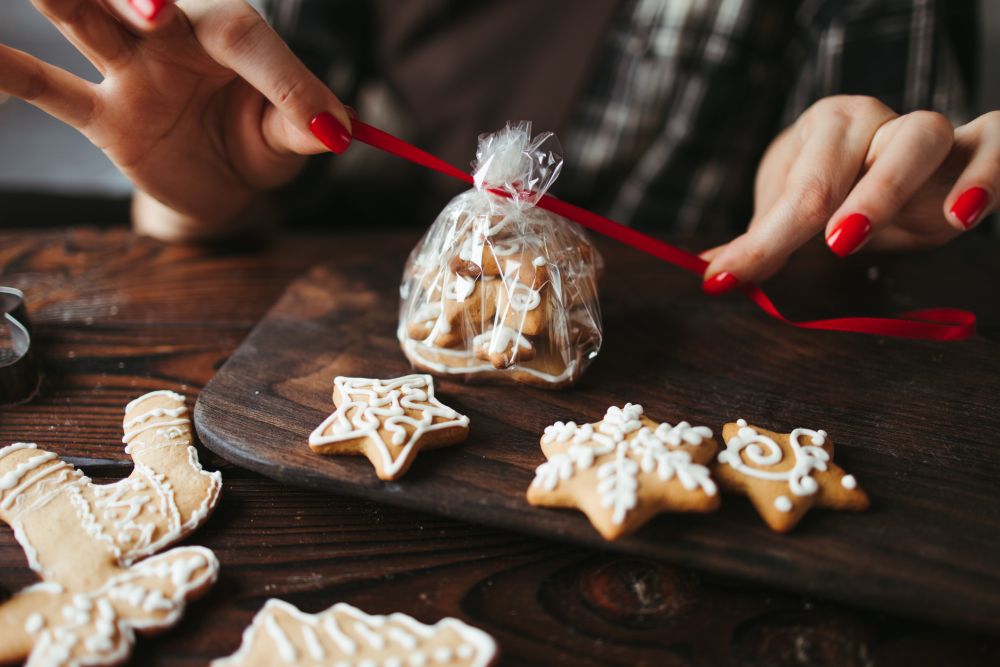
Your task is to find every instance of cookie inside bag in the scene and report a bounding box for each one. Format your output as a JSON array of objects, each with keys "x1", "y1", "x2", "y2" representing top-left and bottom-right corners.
[{"x1": 398, "y1": 123, "x2": 602, "y2": 388}]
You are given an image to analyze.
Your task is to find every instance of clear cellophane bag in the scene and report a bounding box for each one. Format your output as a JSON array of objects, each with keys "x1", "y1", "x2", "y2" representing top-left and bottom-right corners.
[{"x1": 398, "y1": 122, "x2": 602, "y2": 388}]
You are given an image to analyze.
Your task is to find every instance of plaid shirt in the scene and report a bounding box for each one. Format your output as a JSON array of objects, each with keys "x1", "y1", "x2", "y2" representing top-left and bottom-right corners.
[{"x1": 269, "y1": 0, "x2": 976, "y2": 233}]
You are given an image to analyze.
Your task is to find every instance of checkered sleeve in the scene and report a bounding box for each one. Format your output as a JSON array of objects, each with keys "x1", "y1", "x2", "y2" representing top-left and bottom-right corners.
[
  {"x1": 557, "y1": 0, "x2": 976, "y2": 233},
  {"x1": 264, "y1": 0, "x2": 369, "y2": 100},
  {"x1": 261, "y1": 0, "x2": 979, "y2": 234}
]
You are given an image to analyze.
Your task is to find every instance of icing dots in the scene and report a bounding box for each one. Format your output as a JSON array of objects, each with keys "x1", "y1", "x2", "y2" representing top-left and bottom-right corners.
[
  {"x1": 713, "y1": 422, "x2": 870, "y2": 532},
  {"x1": 717, "y1": 421, "x2": 829, "y2": 497}
]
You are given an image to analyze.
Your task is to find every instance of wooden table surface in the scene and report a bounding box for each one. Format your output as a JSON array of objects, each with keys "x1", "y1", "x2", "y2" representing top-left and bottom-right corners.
[{"x1": 1, "y1": 226, "x2": 999, "y2": 667}]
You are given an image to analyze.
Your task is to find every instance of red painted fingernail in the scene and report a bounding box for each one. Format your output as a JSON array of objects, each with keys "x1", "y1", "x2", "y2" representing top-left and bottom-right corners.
[
  {"x1": 950, "y1": 187, "x2": 989, "y2": 229},
  {"x1": 826, "y1": 213, "x2": 871, "y2": 257},
  {"x1": 309, "y1": 112, "x2": 352, "y2": 154},
  {"x1": 129, "y1": 0, "x2": 165, "y2": 21},
  {"x1": 702, "y1": 271, "x2": 740, "y2": 296}
]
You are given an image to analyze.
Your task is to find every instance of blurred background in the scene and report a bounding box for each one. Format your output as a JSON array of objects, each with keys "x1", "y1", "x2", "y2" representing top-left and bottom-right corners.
[{"x1": 0, "y1": 0, "x2": 997, "y2": 225}]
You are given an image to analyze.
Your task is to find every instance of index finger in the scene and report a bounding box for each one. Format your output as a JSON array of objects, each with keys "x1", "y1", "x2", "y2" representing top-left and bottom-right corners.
[
  {"x1": 703, "y1": 100, "x2": 892, "y2": 292},
  {"x1": 183, "y1": 0, "x2": 352, "y2": 155}
]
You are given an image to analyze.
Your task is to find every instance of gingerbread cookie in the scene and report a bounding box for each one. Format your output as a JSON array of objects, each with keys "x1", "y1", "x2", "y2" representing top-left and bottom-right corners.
[
  {"x1": 0, "y1": 390, "x2": 221, "y2": 667},
  {"x1": 212, "y1": 599, "x2": 498, "y2": 667},
  {"x1": 714, "y1": 420, "x2": 869, "y2": 532},
  {"x1": 406, "y1": 303, "x2": 464, "y2": 349},
  {"x1": 527, "y1": 404, "x2": 719, "y2": 540},
  {"x1": 449, "y1": 212, "x2": 526, "y2": 280},
  {"x1": 309, "y1": 375, "x2": 471, "y2": 480},
  {"x1": 472, "y1": 326, "x2": 535, "y2": 368},
  {"x1": 399, "y1": 236, "x2": 599, "y2": 388},
  {"x1": 492, "y1": 254, "x2": 549, "y2": 336}
]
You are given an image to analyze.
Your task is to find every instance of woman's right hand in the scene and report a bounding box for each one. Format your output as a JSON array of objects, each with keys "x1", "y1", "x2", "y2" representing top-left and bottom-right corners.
[{"x1": 0, "y1": 0, "x2": 352, "y2": 241}]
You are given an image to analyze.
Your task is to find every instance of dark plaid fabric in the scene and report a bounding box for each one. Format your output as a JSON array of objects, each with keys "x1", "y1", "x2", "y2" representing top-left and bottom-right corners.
[{"x1": 267, "y1": 0, "x2": 976, "y2": 232}]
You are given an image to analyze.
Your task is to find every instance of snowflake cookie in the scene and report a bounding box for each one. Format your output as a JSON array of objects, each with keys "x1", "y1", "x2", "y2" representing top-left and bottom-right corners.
[
  {"x1": 526, "y1": 403, "x2": 719, "y2": 540},
  {"x1": 714, "y1": 420, "x2": 870, "y2": 532},
  {"x1": 309, "y1": 375, "x2": 471, "y2": 480},
  {"x1": 0, "y1": 390, "x2": 221, "y2": 667},
  {"x1": 211, "y1": 599, "x2": 498, "y2": 667}
]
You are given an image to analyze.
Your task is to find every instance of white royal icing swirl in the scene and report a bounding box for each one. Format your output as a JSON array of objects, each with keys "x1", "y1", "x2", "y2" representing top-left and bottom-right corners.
[
  {"x1": 504, "y1": 282, "x2": 541, "y2": 312},
  {"x1": 717, "y1": 419, "x2": 829, "y2": 497}
]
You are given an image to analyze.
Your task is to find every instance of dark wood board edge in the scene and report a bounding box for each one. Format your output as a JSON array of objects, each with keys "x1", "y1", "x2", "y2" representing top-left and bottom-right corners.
[{"x1": 194, "y1": 384, "x2": 1000, "y2": 637}]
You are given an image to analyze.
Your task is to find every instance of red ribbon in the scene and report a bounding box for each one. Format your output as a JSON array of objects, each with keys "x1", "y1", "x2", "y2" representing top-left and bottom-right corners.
[{"x1": 351, "y1": 121, "x2": 976, "y2": 341}]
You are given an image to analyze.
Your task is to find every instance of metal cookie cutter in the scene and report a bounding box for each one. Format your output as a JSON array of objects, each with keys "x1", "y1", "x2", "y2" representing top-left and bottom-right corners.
[{"x1": 1, "y1": 287, "x2": 41, "y2": 404}]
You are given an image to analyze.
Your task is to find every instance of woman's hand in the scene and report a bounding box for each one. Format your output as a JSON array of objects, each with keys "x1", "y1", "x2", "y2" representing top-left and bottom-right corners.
[
  {"x1": 701, "y1": 95, "x2": 999, "y2": 294},
  {"x1": 0, "y1": 0, "x2": 352, "y2": 241}
]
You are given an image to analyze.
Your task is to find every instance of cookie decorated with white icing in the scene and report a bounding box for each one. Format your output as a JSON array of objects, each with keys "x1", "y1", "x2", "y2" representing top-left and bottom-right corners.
[
  {"x1": 714, "y1": 420, "x2": 869, "y2": 532},
  {"x1": 407, "y1": 302, "x2": 464, "y2": 349},
  {"x1": 212, "y1": 599, "x2": 498, "y2": 667},
  {"x1": 436, "y1": 256, "x2": 549, "y2": 348},
  {"x1": 398, "y1": 191, "x2": 602, "y2": 389},
  {"x1": 492, "y1": 254, "x2": 549, "y2": 337},
  {"x1": 309, "y1": 375, "x2": 471, "y2": 480},
  {"x1": 526, "y1": 404, "x2": 719, "y2": 540},
  {"x1": 0, "y1": 390, "x2": 221, "y2": 667},
  {"x1": 441, "y1": 274, "x2": 499, "y2": 334},
  {"x1": 472, "y1": 325, "x2": 536, "y2": 368}
]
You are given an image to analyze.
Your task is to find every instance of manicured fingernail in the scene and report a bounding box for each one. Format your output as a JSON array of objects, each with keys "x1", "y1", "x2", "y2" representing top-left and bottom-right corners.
[
  {"x1": 129, "y1": 0, "x2": 165, "y2": 21},
  {"x1": 950, "y1": 187, "x2": 989, "y2": 229},
  {"x1": 309, "y1": 112, "x2": 352, "y2": 154},
  {"x1": 702, "y1": 271, "x2": 740, "y2": 296},
  {"x1": 826, "y1": 213, "x2": 871, "y2": 257}
]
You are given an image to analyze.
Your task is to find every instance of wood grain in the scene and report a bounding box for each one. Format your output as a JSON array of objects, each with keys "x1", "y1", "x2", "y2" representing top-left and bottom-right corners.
[
  {"x1": 1, "y1": 228, "x2": 998, "y2": 666},
  {"x1": 195, "y1": 229, "x2": 1000, "y2": 636}
]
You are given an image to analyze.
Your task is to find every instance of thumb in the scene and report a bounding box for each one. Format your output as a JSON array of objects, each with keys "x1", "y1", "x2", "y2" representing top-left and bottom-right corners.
[{"x1": 186, "y1": 1, "x2": 352, "y2": 155}]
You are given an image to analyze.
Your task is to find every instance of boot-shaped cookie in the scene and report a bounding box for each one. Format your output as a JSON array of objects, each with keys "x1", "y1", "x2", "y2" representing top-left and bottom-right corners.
[{"x1": 0, "y1": 390, "x2": 222, "y2": 667}]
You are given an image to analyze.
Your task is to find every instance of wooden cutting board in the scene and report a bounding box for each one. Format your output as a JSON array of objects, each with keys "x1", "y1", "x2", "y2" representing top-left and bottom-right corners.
[{"x1": 194, "y1": 232, "x2": 1000, "y2": 634}]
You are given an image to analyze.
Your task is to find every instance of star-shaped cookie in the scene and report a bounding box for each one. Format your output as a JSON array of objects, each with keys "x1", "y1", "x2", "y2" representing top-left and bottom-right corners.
[
  {"x1": 308, "y1": 375, "x2": 470, "y2": 480},
  {"x1": 714, "y1": 420, "x2": 870, "y2": 532},
  {"x1": 526, "y1": 404, "x2": 719, "y2": 540}
]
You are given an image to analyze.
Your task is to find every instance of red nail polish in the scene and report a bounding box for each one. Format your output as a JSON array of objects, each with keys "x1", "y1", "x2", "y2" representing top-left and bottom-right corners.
[
  {"x1": 950, "y1": 187, "x2": 989, "y2": 229},
  {"x1": 702, "y1": 271, "x2": 740, "y2": 296},
  {"x1": 826, "y1": 213, "x2": 871, "y2": 258},
  {"x1": 309, "y1": 112, "x2": 352, "y2": 154},
  {"x1": 129, "y1": 0, "x2": 165, "y2": 21}
]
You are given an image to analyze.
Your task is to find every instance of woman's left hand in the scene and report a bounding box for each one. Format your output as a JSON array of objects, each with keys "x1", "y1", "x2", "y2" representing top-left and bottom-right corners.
[{"x1": 701, "y1": 95, "x2": 999, "y2": 294}]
